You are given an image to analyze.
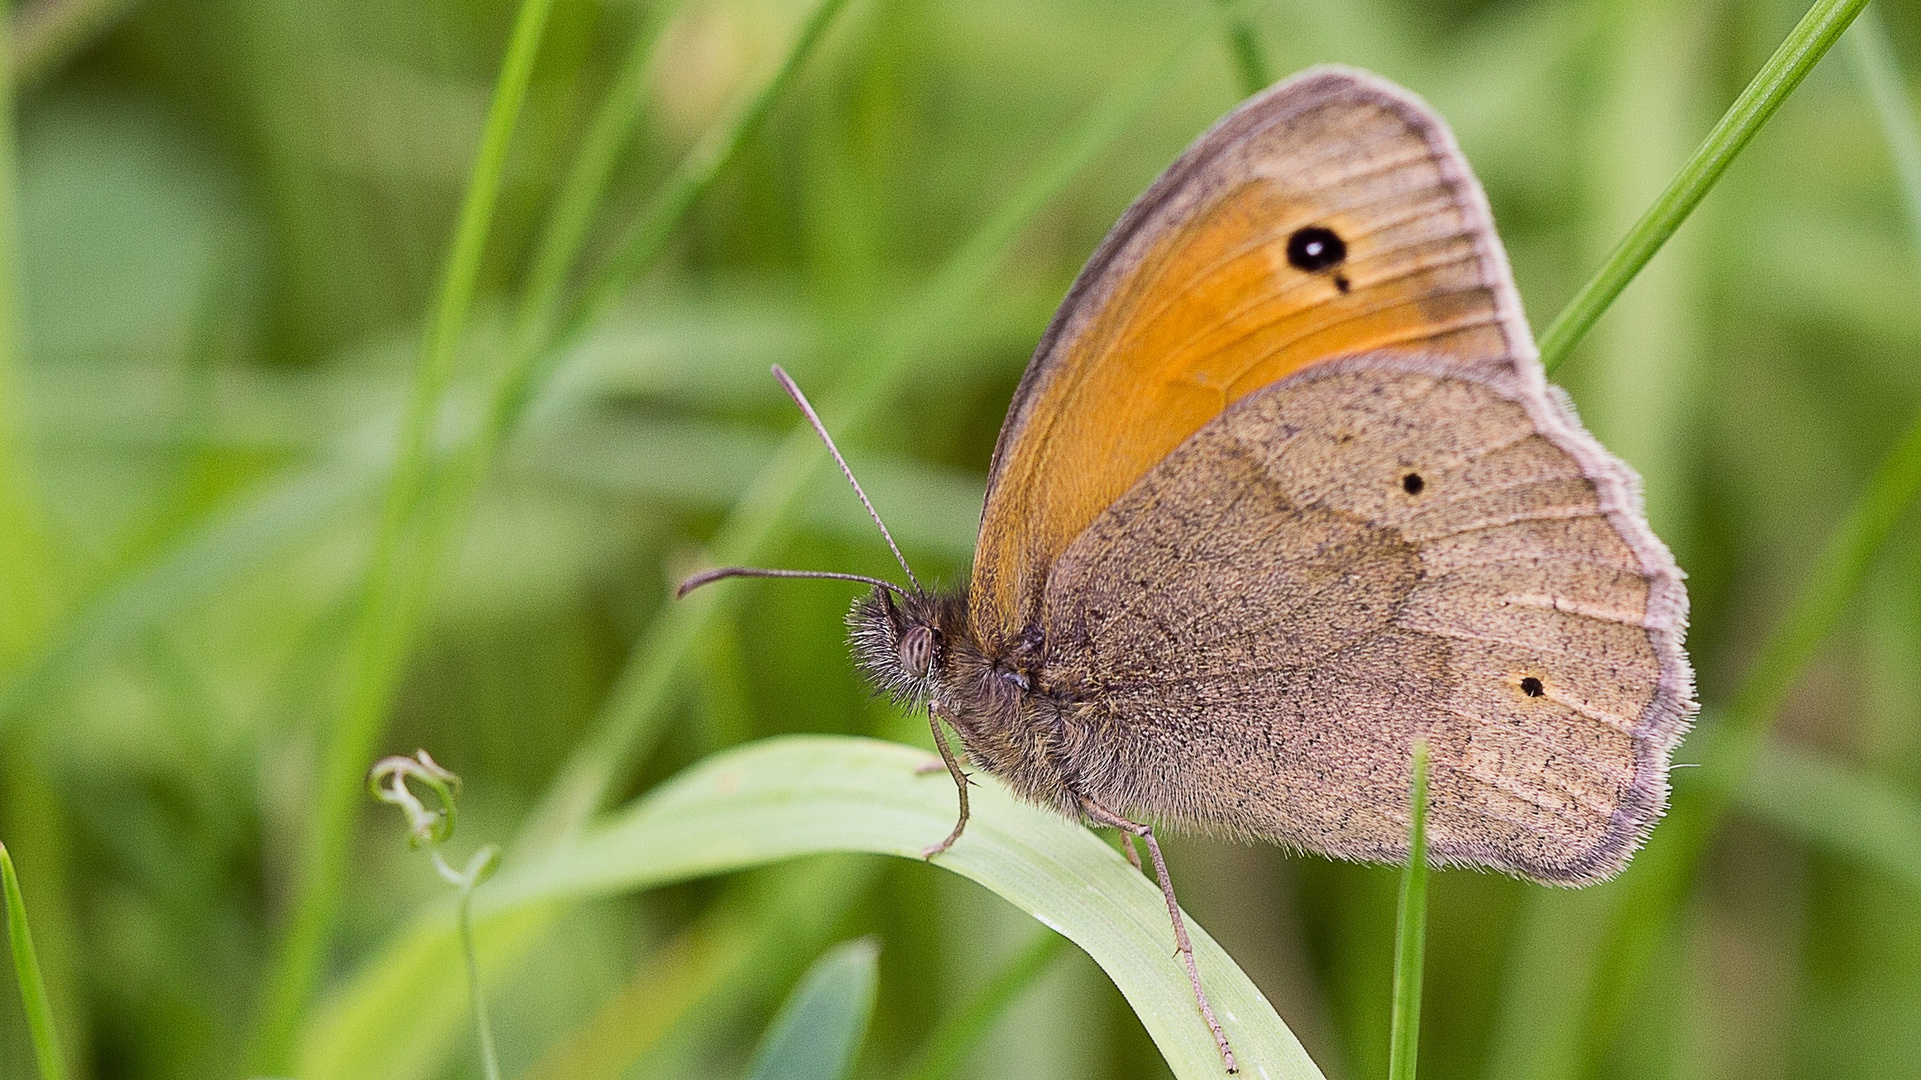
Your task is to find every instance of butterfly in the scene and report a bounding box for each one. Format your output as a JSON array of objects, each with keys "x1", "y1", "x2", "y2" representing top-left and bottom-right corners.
[{"x1": 682, "y1": 65, "x2": 1696, "y2": 1074}]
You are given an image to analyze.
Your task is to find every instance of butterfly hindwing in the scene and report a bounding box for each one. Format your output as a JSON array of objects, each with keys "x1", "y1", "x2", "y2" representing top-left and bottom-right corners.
[{"x1": 1034, "y1": 356, "x2": 1692, "y2": 883}]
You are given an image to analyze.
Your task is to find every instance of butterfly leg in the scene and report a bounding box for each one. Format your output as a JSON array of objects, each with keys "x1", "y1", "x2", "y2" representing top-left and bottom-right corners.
[
  {"x1": 920, "y1": 707, "x2": 971, "y2": 860},
  {"x1": 1117, "y1": 830, "x2": 1143, "y2": 870},
  {"x1": 1078, "y1": 795, "x2": 1237, "y2": 1074}
]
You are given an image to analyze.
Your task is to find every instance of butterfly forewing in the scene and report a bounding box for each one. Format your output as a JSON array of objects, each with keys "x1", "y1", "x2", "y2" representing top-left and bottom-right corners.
[{"x1": 972, "y1": 67, "x2": 1535, "y2": 645}]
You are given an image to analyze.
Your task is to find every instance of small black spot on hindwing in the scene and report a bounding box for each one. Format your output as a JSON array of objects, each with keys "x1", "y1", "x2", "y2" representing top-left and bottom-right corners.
[
  {"x1": 1520, "y1": 676, "x2": 1545, "y2": 698},
  {"x1": 1401, "y1": 472, "x2": 1425, "y2": 495},
  {"x1": 1287, "y1": 226, "x2": 1347, "y2": 272}
]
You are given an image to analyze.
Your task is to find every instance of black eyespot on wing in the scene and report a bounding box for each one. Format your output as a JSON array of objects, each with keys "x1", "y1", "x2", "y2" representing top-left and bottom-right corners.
[
  {"x1": 1286, "y1": 226, "x2": 1347, "y2": 272},
  {"x1": 1401, "y1": 472, "x2": 1425, "y2": 495},
  {"x1": 1520, "y1": 676, "x2": 1545, "y2": 698}
]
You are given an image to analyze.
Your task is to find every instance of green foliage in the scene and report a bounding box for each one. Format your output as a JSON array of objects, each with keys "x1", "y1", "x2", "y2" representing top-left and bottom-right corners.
[
  {"x1": 321, "y1": 736, "x2": 1325, "y2": 1079},
  {"x1": 2, "y1": 843, "x2": 67, "y2": 1080},
  {"x1": 1387, "y1": 744, "x2": 1430, "y2": 1080},
  {"x1": 1537, "y1": 0, "x2": 1872, "y2": 372},
  {"x1": 369, "y1": 752, "x2": 506, "y2": 1080},
  {"x1": 745, "y1": 937, "x2": 880, "y2": 1080},
  {"x1": 2, "y1": 0, "x2": 1921, "y2": 1077},
  {"x1": 894, "y1": 930, "x2": 1067, "y2": 1080}
]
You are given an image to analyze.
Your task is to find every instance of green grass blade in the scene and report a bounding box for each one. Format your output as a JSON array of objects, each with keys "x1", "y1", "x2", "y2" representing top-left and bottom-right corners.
[
  {"x1": 1737, "y1": 743, "x2": 1921, "y2": 891},
  {"x1": 558, "y1": 0, "x2": 856, "y2": 358},
  {"x1": 3, "y1": 0, "x2": 839, "y2": 749},
  {"x1": 396, "y1": 0, "x2": 859, "y2": 726},
  {"x1": 515, "y1": 32, "x2": 1201, "y2": 852},
  {"x1": 1386, "y1": 742, "x2": 1429, "y2": 1080},
  {"x1": 1537, "y1": 0, "x2": 1871, "y2": 373},
  {"x1": 895, "y1": 931, "x2": 1068, "y2": 1080},
  {"x1": 745, "y1": 937, "x2": 881, "y2": 1080},
  {"x1": 249, "y1": 0, "x2": 559, "y2": 1065},
  {"x1": 484, "y1": 736, "x2": 1326, "y2": 1079},
  {"x1": 484, "y1": 0, "x2": 848, "y2": 459},
  {"x1": 501, "y1": 0, "x2": 679, "y2": 364},
  {"x1": 1850, "y1": 5, "x2": 1921, "y2": 256},
  {"x1": 1211, "y1": 0, "x2": 1272, "y2": 97},
  {"x1": 2, "y1": 843, "x2": 68, "y2": 1080}
]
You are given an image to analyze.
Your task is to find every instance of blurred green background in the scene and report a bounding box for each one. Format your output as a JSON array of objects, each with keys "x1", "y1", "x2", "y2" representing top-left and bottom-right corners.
[{"x1": 2, "y1": 0, "x2": 1921, "y2": 1076}]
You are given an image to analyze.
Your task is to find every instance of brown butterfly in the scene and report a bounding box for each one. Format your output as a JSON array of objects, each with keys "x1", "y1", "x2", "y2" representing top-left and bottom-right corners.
[{"x1": 682, "y1": 65, "x2": 1695, "y2": 1073}]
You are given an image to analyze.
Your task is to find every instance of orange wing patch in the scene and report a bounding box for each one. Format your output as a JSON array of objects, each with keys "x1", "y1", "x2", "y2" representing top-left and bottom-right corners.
[{"x1": 971, "y1": 68, "x2": 1533, "y2": 645}]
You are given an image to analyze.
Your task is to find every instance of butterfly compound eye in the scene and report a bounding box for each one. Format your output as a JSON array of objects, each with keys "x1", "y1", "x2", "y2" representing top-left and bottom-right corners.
[
  {"x1": 899, "y1": 625, "x2": 937, "y2": 678},
  {"x1": 1286, "y1": 225, "x2": 1347, "y2": 272}
]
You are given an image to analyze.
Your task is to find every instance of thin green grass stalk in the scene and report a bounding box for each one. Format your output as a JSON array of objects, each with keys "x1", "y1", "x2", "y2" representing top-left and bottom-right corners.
[
  {"x1": 472, "y1": 0, "x2": 853, "y2": 507},
  {"x1": 1489, "y1": 12, "x2": 1921, "y2": 1078},
  {"x1": 1211, "y1": 0, "x2": 1271, "y2": 97},
  {"x1": 498, "y1": 0, "x2": 684, "y2": 393},
  {"x1": 1850, "y1": 5, "x2": 1921, "y2": 257},
  {"x1": 1386, "y1": 742, "x2": 1429, "y2": 1080},
  {"x1": 282, "y1": 7, "x2": 859, "y2": 1067},
  {"x1": 1637, "y1": 0, "x2": 1921, "y2": 828},
  {"x1": 560, "y1": 0, "x2": 857, "y2": 360},
  {"x1": 895, "y1": 931, "x2": 1069, "y2": 1080},
  {"x1": 456, "y1": 882, "x2": 501, "y2": 1080},
  {"x1": 1537, "y1": 0, "x2": 1871, "y2": 373},
  {"x1": 515, "y1": 34, "x2": 1203, "y2": 851},
  {"x1": 249, "y1": 0, "x2": 559, "y2": 1065},
  {"x1": 1686, "y1": 0, "x2": 1921, "y2": 756},
  {"x1": 2, "y1": 843, "x2": 68, "y2": 1080}
]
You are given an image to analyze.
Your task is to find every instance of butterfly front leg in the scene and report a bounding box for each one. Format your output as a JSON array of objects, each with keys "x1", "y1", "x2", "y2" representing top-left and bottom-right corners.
[{"x1": 919, "y1": 705, "x2": 972, "y2": 860}]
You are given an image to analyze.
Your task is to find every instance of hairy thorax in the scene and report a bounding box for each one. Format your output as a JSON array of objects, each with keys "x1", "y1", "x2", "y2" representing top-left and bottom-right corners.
[{"x1": 847, "y1": 586, "x2": 1088, "y2": 814}]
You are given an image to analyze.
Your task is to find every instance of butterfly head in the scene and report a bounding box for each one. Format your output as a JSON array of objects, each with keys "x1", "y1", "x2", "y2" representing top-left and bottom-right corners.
[{"x1": 847, "y1": 586, "x2": 958, "y2": 706}]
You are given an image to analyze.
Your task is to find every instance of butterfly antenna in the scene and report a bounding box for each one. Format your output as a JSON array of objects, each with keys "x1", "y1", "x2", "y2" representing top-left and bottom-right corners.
[
  {"x1": 772, "y1": 364, "x2": 924, "y2": 594},
  {"x1": 677, "y1": 566, "x2": 911, "y2": 600}
]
